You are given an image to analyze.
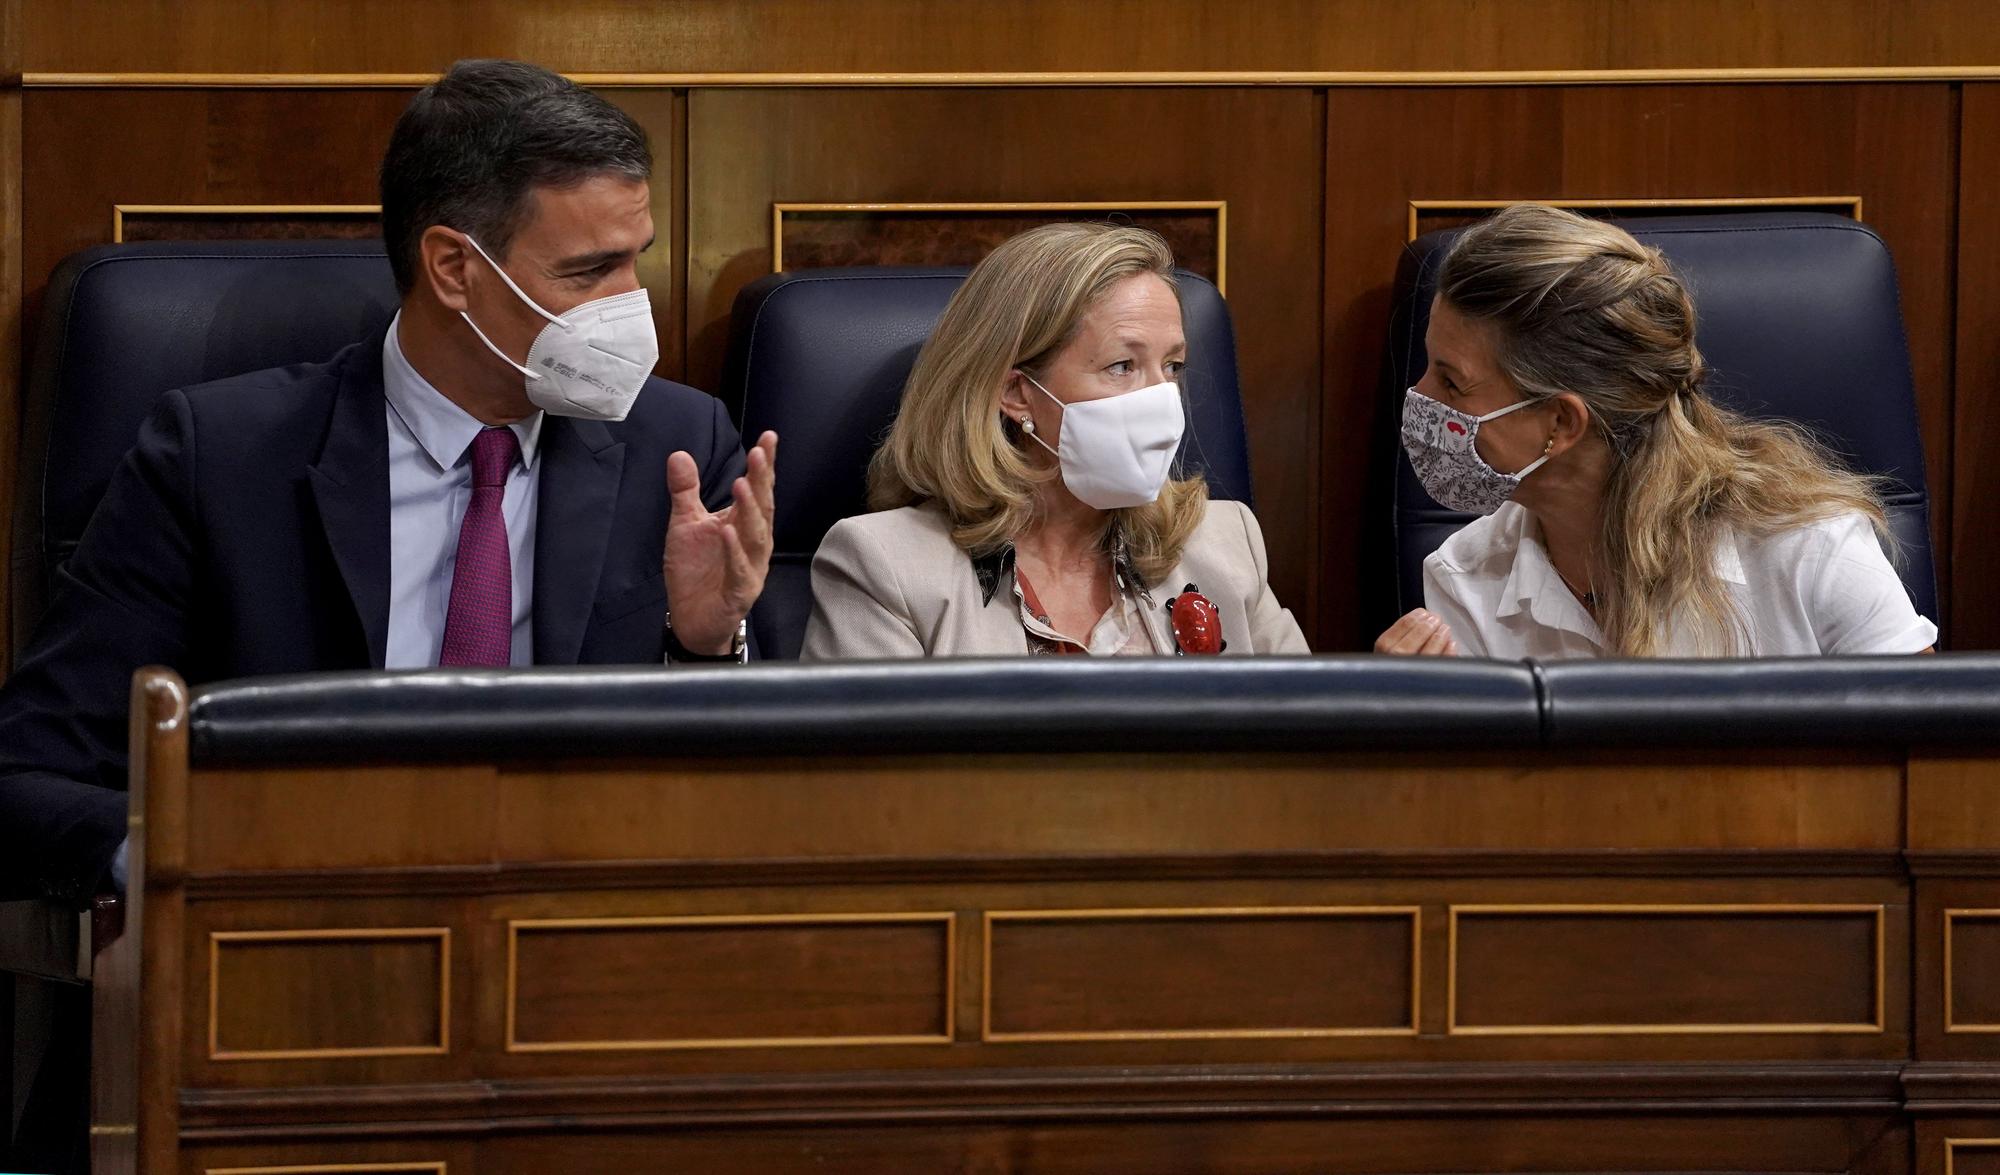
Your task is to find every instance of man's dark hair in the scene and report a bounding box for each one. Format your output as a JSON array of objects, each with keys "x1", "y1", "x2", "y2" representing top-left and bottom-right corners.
[{"x1": 379, "y1": 59, "x2": 652, "y2": 294}]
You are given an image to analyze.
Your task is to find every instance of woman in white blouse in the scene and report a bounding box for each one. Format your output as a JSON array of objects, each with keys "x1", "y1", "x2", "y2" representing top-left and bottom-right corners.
[{"x1": 1379, "y1": 204, "x2": 1936, "y2": 659}]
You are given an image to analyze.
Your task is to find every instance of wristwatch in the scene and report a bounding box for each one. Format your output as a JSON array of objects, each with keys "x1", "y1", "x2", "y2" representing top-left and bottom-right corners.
[{"x1": 663, "y1": 613, "x2": 749, "y2": 664}]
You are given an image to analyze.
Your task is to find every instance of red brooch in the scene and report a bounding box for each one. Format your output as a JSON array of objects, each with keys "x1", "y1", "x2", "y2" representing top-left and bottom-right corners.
[{"x1": 1165, "y1": 583, "x2": 1225, "y2": 655}]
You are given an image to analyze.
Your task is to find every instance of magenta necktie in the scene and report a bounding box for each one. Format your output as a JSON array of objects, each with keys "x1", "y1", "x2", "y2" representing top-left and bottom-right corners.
[{"x1": 438, "y1": 426, "x2": 520, "y2": 667}]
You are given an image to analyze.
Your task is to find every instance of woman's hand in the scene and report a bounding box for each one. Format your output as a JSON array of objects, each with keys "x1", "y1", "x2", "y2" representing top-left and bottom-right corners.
[{"x1": 1374, "y1": 608, "x2": 1460, "y2": 656}]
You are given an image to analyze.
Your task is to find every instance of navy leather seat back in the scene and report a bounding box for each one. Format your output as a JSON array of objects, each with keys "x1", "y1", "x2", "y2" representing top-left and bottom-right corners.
[
  {"x1": 14, "y1": 240, "x2": 398, "y2": 656},
  {"x1": 725, "y1": 266, "x2": 1254, "y2": 660},
  {"x1": 1383, "y1": 212, "x2": 1937, "y2": 627}
]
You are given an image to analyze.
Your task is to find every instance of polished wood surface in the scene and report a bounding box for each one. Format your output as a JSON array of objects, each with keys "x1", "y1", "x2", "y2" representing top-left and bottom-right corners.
[
  {"x1": 18, "y1": 0, "x2": 2000, "y2": 76},
  {"x1": 1, "y1": 0, "x2": 23, "y2": 676},
  {"x1": 208, "y1": 930, "x2": 448, "y2": 1059},
  {"x1": 774, "y1": 204, "x2": 1223, "y2": 285},
  {"x1": 1945, "y1": 910, "x2": 2000, "y2": 1030},
  {"x1": 178, "y1": 750, "x2": 1903, "y2": 874},
  {"x1": 1448, "y1": 906, "x2": 1887, "y2": 1032},
  {"x1": 1908, "y1": 755, "x2": 2000, "y2": 850},
  {"x1": 115, "y1": 208, "x2": 380, "y2": 243},
  {"x1": 87, "y1": 667, "x2": 2000, "y2": 1171},
  {"x1": 983, "y1": 908, "x2": 1417, "y2": 1040},
  {"x1": 1953, "y1": 84, "x2": 2000, "y2": 651},
  {"x1": 507, "y1": 915, "x2": 952, "y2": 1051}
]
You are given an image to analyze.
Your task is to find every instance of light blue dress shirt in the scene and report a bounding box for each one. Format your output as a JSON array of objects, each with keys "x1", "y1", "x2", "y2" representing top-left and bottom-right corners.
[
  {"x1": 382, "y1": 313, "x2": 543, "y2": 668},
  {"x1": 108, "y1": 321, "x2": 547, "y2": 894}
]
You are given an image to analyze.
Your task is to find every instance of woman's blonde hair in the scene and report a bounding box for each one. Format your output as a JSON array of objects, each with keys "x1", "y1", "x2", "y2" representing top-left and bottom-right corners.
[
  {"x1": 867, "y1": 222, "x2": 1207, "y2": 585},
  {"x1": 1438, "y1": 203, "x2": 1890, "y2": 655}
]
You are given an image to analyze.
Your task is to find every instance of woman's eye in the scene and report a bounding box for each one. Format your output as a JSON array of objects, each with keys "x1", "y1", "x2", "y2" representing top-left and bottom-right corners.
[
  {"x1": 1106, "y1": 360, "x2": 1134, "y2": 375},
  {"x1": 1166, "y1": 361, "x2": 1188, "y2": 377}
]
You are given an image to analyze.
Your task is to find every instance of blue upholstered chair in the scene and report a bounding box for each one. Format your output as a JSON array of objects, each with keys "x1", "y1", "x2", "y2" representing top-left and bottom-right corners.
[
  {"x1": 14, "y1": 240, "x2": 398, "y2": 655},
  {"x1": 723, "y1": 266, "x2": 1255, "y2": 660}
]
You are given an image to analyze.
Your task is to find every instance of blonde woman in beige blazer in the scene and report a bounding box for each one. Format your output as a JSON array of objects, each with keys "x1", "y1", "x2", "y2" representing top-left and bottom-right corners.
[{"x1": 803, "y1": 222, "x2": 1308, "y2": 660}]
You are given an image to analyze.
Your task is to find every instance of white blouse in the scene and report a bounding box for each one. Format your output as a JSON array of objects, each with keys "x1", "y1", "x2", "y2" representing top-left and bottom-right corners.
[{"x1": 1423, "y1": 503, "x2": 1938, "y2": 659}]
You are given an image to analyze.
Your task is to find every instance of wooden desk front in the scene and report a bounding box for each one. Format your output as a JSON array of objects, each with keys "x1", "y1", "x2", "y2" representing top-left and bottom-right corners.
[{"x1": 93, "y1": 668, "x2": 2000, "y2": 1175}]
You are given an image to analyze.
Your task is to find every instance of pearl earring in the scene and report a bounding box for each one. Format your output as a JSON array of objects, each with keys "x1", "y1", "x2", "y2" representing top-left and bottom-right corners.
[{"x1": 1020, "y1": 417, "x2": 1036, "y2": 434}]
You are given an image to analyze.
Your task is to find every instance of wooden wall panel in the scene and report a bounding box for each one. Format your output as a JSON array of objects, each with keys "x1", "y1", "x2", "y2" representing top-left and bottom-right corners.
[
  {"x1": 17, "y1": 88, "x2": 686, "y2": 385},
  {"x1": 115, "y1": 208, "x2": 380, "y2": 243},
  {"x1": 17, "y1": 89, "x2": 410, "y2": 339},
  {"x1": 1946, "y1": 911, "x2": 2000, "y2": 1030},
  {"x1": 1448, "y1": 905, "x2": 1884, "y2": 1034},
  {"x1": 1915, "y1": 879, "x2": 2000, "y2": 1062},
  {"x1": 1921, "y1": 1128, "x2": 2000, "y2": 1175},
  {"x1": 1908, "y1": 755, "x2": 2000, "y2": 852},
  {"x1": 158, "y1": 875, "x2": 1914, "y2": 1091},
  {"x1": 1953, "y1": 85, "x2": 2000, "y2": 650},
  {"x1": 1324, "y1": 83, "x2": 1958, "y2": 647},
  {"x1": 774, "y1": 204, "x2": 1223, "y2": 283},
  {"x1": 1947, "y1": 1140, "x2": 2000, "y2": 1175},
  {"x1": 2, "y1": 0, "x2": 23, "y2": 678},
  {"x1": 180, "y1": 1142, "x2": 470, "y2": 1175},
  {"x1": 207, "y1": 929, "x2": 449, "y2": 1060},
  {"x1": 983, "y1": 907, "x2": 1417, "y2": 1040},
  {"x1": 505, "y1": 914, "x2": 953, "y2": 1051},
  {"x1": 20, "y1": 0, "x2": 2000, "y2": 76},
  {"x1": 686, "y1": 87, "x2": 1325, "y2": 631},
  {"x1": 178, "y1": 898, "x2": 480, "y2": 1093},
  {"x1": 179, "y1": 1112, "x2": 1893, "y2": 1175}
]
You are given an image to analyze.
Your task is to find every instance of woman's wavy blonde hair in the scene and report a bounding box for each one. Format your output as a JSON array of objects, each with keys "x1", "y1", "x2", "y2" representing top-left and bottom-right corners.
[
  {"x1": 867, "y1": 222, "x2": 1207, "y2": 586},
  {"x1": 1438, "y1": 203, "x2": 1890, "y2": 655}
]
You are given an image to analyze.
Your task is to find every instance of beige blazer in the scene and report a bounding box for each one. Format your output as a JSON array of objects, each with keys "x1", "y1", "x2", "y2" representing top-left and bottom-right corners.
[{"x1": 801, "y1": 499, "x2": 1310, "y2": 659}]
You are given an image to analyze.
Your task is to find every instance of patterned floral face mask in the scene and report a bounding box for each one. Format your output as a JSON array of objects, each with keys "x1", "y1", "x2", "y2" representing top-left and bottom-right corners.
[{"x1": 1399, "y1": 386, "x2": 1550, "y2": 515}]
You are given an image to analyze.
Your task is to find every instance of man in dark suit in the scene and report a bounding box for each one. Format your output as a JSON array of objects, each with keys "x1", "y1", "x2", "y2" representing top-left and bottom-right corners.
[
  {"x1": 0, "y1": 58, "x2": 776, "y2": 905},
  {"x1": 2, "y1": 56, "x2": 780, "y2": 1172}
]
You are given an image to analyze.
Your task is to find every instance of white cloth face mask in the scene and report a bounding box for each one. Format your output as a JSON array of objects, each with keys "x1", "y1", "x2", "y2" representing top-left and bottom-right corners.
[
  {"x1": 458, "y1": 235, "x2": 660, "y2": 422},
  {"x1": 1019, "y1": 372, "x2": 1186, "y2": 510},
  {"x1": 1400, "y1": 385, "x2": 1551, "y2": 515}
]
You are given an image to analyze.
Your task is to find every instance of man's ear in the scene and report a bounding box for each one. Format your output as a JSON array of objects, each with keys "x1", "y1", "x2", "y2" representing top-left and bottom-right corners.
[
  {"x1": 419, "y1": 226, "x2": 475, "y2": 312},
  {"x1": 1548, "y1": 391, "x2": 1594, "y2": 455}
]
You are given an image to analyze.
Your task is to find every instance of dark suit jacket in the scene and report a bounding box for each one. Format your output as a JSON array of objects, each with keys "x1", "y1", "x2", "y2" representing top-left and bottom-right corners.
[{"x1": 0, "y1": 326, "x2": 745, "y2": 904}]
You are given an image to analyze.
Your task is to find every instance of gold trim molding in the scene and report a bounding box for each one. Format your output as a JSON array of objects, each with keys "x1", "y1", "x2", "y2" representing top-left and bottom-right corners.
[
  {"x1": 981, "y1": 905, "x2": 1422, "y2": 1043},
  {"x1": 206, "y1": 1165, "x2": 448, "y2": 1175},
  {"x1": 207, "y1": 927, "x2": 452, "y2": 1062},
  {"x1": 1446, "y1": 903, "x2": 1887, "y2": 1036},
  {"x1": 505, "y1": 912, "x2": 957, "y2": 1053},
  {"x1": 1944, "y1": 908, "x2": 2000, "y2": 1033},
  {"x1": 113, "y1": 203, "x2": 382, "y2": 243},
  {"x1": 1407, "y1": 196, "x2": 1864, "y2": 241},
  {"x1": 1947, "y1": 1139, "x2": 2000, "y2": 1175},
  {"x1": 25, "y1": 67, "x2": 2000, "y2": 89},
  {"x1": 773, "y1": 201, "x2": 1228, "y2": 296}
]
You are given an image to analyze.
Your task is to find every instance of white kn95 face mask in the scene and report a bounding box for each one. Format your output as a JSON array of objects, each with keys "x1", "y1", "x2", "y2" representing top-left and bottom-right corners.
[{"x1": 459, "y1": 234, "x2": 660, "y2": 422}]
